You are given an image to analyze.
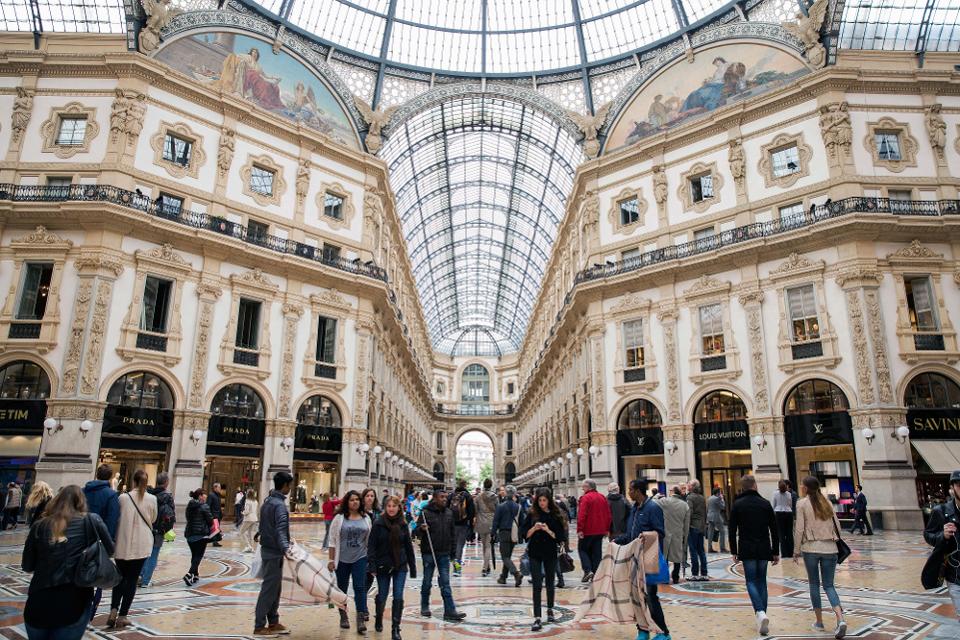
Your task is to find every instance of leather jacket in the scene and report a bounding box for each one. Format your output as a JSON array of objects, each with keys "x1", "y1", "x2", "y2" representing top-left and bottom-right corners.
[
  {"x1": 22, "y1": 514, "x2": 114, "y2": 593},
  {"x1": 924, "y1": 499, "x2": 960, "y2": 585}
]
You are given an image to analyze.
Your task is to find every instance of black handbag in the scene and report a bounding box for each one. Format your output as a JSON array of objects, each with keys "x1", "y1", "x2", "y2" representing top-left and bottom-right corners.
[
  {"x1": 74, "y1": 515, "x2": 122, "y2": 588},
  {"x1": 832, "y1": 518, "x2": 852, "y2": 565},
  {"x1": 921, "y1": 547, "x2": 947, "y2": 590},
  {"x1": 559, "y1": 550, "x2": 575, "y2": 573}
]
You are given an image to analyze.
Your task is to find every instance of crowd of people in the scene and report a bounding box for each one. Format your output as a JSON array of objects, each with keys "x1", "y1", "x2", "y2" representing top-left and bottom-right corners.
[{"x1": 7, "y1": 466, "x2": 960, "y2": 640}]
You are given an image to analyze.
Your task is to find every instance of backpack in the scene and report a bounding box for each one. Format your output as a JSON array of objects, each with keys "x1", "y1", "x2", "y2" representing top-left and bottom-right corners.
[
  {"x1": 153, "y1": 493, "x2": 176, "y2": 535},
  {"x1": 450, "y1": 491, "x2": 467, "y2": 520}
]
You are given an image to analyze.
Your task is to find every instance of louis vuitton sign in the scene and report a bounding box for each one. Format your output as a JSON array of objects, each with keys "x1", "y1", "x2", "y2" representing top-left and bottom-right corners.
[
  {"x1": 103, "y1": 405, "x2": 174, "y2": 439},
  {"x1": 783, "y1": 411, "x2": 853, "y2": 447},
  {"x1": 906, "y1": 409, "x2": 960, "y2": 441},
  {"x1": 617, "y1": 427, "x2": 664, "y2": 456},
  {"x1": 694, "y1": 420, "x2": 750, "y2": 452}
]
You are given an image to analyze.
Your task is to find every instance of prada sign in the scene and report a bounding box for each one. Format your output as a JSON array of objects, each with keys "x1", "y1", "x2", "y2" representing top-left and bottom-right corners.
[
  {"x1": 783, "y1": 411, "x2": 853, "y2": 447},
  {"x1": 0, "y1": 400, "x2": 46, "y2": 434},
  {"x1": 207, "y1": 415, "x2": 266, "y2": 446},
  {"x1": 294, "y1": 424, "x2": 342, "y2": 453},
  {"x1": 906, "y1": 409, "x2": 960, "y2": 441},
  {"x1": 103, "y1": 405, "x2": 174, "y2": 439},
  {"x1": 617, "y1": 427, "x2": 664, "y2": 456},
  {"x1": 694, "y1": 420, "x2": 750, "y2": 452}
]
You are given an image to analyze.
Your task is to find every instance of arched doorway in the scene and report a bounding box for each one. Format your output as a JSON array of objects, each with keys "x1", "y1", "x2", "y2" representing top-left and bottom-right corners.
[
  {"x1": 0, "y1": 360, "x2": 51, "y2": 491},
  {"x1": 206, "y1": 383, "x2": 266, "y2": 514},
  {"x1": 904, "y1": 372, "x2": 960, "y2": 512},
  {"x1": 454, "y1": 429, "x2": 494, "y2": 490},
  {"x1": 292, "y1": 395, "x2": 342, "y2": 513},
  {"x1": 616, "y1": 398, "x2": 664, "y2": 493},
  {"x1": 783, "y1": 379, "x2": 856, "y2": 515},
  {"x1": 99, "y1": 370, "x2": 175, "y2": 492},
  {"x1": 504, "y1": 461, "x2": 516, "y2": 484},
  {"x1": 433, "y1": 461, "x2": 445, "y2": 485},
  {"x1": 694, "y1": 390, "x2": 751, "y2": 511}
]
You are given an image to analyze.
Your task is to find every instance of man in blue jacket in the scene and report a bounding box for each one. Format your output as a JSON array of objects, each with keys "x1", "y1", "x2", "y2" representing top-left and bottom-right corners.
[
  {"x1": 492, "y1": 485, "x2": 524, "y2": 587},
  {"x1": 614, "y1": 479, "x2": 670, "y2": 640},
  {"x1": 83, "y1": 463, "x2": 120, "y2": 537},
  {"x1": 254, "y1": 471, "x2": 293, "y2": 636}
]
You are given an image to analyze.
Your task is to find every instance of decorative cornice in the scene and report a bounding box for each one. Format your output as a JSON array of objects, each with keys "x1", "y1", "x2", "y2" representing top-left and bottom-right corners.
[
  {"x1": 11, "y1": 225, "x2": 73, "y2": 248},
  {"x1": 683, "y1": 274, "x2": 730, "y2": 299},
  {"x1": 231, "y1": 268, "x2": 279, "y2": 291},
  {"x1": 886, "y1": 239, "x2": 944, "y2": 262},
  {"x1": 835, "y1": 267, "x2": 883, "y2": 289},
  {"x1": 74, "y1": 253, "x2": 124, "y2": 277},
  {"x1": 135, "y1": 243, "x2": 191, "y2": 269}
]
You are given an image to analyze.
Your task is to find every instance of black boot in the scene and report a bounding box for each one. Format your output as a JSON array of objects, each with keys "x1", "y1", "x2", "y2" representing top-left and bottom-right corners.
[
  {"x1": 357, "y1": 610, "x2": 367, "y2": 634},
  {"x1": 391, "y1": 599, "x2": 403, "y2": 640},
  {"x1": 375, "y1": 599, "x2": 385, "y2": 633},
  {"x1": 339, "y1": 609, "x2": 350, "y2": 629}
]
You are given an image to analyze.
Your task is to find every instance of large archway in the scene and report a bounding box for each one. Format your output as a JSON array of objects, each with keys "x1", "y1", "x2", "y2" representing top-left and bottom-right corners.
[{"x1": 453, "y1": 429, "x2": 496, "y2": 490}]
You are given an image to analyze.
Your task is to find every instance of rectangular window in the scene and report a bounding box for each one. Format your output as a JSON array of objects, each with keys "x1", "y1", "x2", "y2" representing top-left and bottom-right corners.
[
  {"x1": 46, "y1": 176, "x2": 72, "y2": 198},
  {"x1": 156, "y1": 193, "x2": 184, "y2": 216},
  {"x1": 905, "y1": 276, "x2": 939, "y2": 331},
  {"x1": 436, "y1": 432, "x2": 443, "y2": 450},
  {"x1": 324, "y1": 193, "x2": 344, "y2": 220},
  {"x1": 693, "y1": 227, "x2": 716, "y2": 242},
  {"x1": 140, "y1": 276, "x2": 172, "y2": 334},
  {"x1": 619, "y1": 197, "x2": 640, "y2": 226},
  {"x1": 436, "y1": 382, "x2": 445, "y2": 395},
  {"x1": 56, "y1": 117, "x2": 87, "y2": 146},
  {"x1": 786, "y1": 284, "x2": 820, "y2": 343},
  {"x1": 691, "y1": 174, "x2": 714, "y2": 202},
  {"x1": 235, "y1": 298, "x2": 261, "y2": 350},
  {"x1": 15, "y1": 263, "x2": 54, "y2": 320},
  {"x1": 322, "y1": 243, "x2": 341, "y2": 262},
  {"x1": 247, "y1": 219, "x2": 269, "y2": 244},
  {"x1": 250, "y1": 165, "x2": 275, "y2": 196},
  {"x1": 699, "y1": 303, "x2": 725, "y2": 355},
  {"x1": 623, "y1": 319, "x2": 644, "y2": 369},
  {"x1": 507, "y1": 431, "x2": 514, "y2": 451},
  {"x1": 771, "y1": 145, "x2": 801, "y2": 177},
  {"x1": 316, "y1": 315, "x2": 337, "y2": 363},
  {"x1": 875, "y1": 132, "x2": 902, "y2": 161},
  {"x1": 507, "y1": 382, "x2": 515, "y2": 395},
  {"x1": 162, "y1": 133, "x2": 193, "y2": 167},
  {"x1": 621, "y1": 248, "x2": 640, "y2": 262},
  {"x1": 889, "y1": 190, "x2": 912, "y2": 201},
  {"x1": 778, "y1": 202, "x2": 804, "y2": 220}
]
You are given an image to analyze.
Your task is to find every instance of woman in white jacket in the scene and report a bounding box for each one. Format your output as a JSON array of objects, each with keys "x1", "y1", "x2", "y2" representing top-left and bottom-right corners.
[
  {"x1": 326, "y1": 490, "x2": 372, "y2": 632},
  {"x1": 109, "y1": 470, "x2": 157, "y2": 629},
  {"x1": 239, "y1": 489, "x2": 258, "y2": 552}
]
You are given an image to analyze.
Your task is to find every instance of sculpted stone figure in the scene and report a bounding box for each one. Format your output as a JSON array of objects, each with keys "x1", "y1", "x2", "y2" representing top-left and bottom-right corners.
[
  {"x1": 217, "y1": 127, "x2": 236, "y2": 179},
  {"x1": 567, "y1": 102, "x2": 612, "y2": 159},
  {"x1": 728, "y1": 139, "x2": 745, "y2": 188},
  {"x1": 819, "y1": 101, "x2": 852, "y2": 159},
  {"x1": 110, "y1": 89, "x2": 146, "y2": 144},
  {"x1": 782, "y1": 0, "x2": 829, "y2": 69},
  {"x1": 139, "y1": 0, "x2": 182, "y2": 54},
  {"x1": 354, "y1": 96, "x2": 398, "y2": 154},
  {"x1": 295, "y1": 158, "x2": 310, "y2": 205},
  {"x1": 11, "y1": 87, "x2": 33, "y2": 144},
  {"x1": 652, "y1": 165, "x2": 668, "y2": 206},
  {"x1": 925, "y1": 103, "x2": 946, "y2": 158}
]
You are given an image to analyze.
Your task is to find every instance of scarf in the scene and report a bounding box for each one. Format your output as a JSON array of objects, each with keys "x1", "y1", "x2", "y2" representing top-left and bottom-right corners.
[{"x1": 383, "y1": 511, "x2": 404, "y2": 566}]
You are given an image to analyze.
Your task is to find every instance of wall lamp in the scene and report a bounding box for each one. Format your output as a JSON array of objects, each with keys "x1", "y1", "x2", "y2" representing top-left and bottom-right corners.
[
  {"x1": 753, "y1": 434, "x2": 767, "y2": 451},
  {"x1": 576, "y1": 447, "x2": 585, "y2": 457},
  {"x1": 190, "y1": 429, "x2": 204, "y2": 445},
  {"x1": 892, "y1": 425, "x2": 910, "y2": 444},
  {"x1": 588, "y1": 445, "x2": 600, "y2": 458},
  {"x1": 43, "y1": 417, "x2": 62, "y2": 435},
  {"x1": 356, "y1": 443, "x2": 370, "y2": 456},
  {"x1": 664, "y1": 440, "x2": 677, "y2": 455},
  {"x1": 861, "y1": 427, "x2": 875, "y2": 445},
  {"x1": 566, "y1": 452, "x2": 573, "y2": 460},
  {"x1": 280, "y1": 436, "x2": 294, "y2": 451}
]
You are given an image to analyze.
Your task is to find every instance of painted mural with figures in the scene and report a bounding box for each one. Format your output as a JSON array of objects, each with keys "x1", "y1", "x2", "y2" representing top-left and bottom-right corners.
[
  {"x1": 606, "y1": 42, "x2": 808, "y2": 151},
  {"x1": 156, "y1": 31, "x2": 358, "y2": 149}
]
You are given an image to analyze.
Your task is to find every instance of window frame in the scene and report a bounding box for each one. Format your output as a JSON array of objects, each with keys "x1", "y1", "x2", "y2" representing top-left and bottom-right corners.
[
  {"x1": 865, "y1": 118, "x2": 919, "y2": 172},
  {"x1": 759, "y1": 132, "x2": 812, "y2": 189},
  {"x1": 607, "y1": 187, "x2": 647, "y2": 234},
  {"x1": 40, "y1": 102, "x2": 100, "y2": 158},
  {"x1": 786, "y1": 283, "x2": 821, "y2": 343},
  {"x1": 139, "y1": 275, "x2": 173, "y2": 334},
  {"x1": 15, "y1": 262, "x2": 54, "y2": 321}
]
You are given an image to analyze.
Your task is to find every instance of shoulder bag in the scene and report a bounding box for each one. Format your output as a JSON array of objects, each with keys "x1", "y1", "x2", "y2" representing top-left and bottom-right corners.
[
  {"x1": 75, "y1": 514, "x2": 122, "y2": 588},
  {"x1": 832, "y1": 516, "x2": 852, "y2": 565},
  {"x1": 126, "y1": 492, "x2": 154, "y2": 534},
  {"x1": 510, "y1": 504, "x2": 520, "y2": 544}
]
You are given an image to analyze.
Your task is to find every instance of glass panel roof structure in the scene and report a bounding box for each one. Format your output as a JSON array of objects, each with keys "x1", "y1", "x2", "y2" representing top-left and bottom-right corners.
[{"x1": 380, "y1": 95, "x2": 582, "y2": 357}]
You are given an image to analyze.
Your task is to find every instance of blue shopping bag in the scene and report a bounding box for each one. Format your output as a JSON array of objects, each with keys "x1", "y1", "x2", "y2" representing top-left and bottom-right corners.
[{"x1": 645, "y1": 550, "x2": 670, "y2": 585}]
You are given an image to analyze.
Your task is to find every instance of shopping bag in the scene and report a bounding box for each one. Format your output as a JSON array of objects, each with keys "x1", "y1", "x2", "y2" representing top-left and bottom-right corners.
[
  {"x1": 283, "y1": 542, "x2": 349, "y2": 608},
  {"x1": 251, "y1": 545, "x2": 264, "y2": 579},
  {"x1": 207, "y1": 518, "x2": 223, "y2": 543},
  {"x1": 163, "y1": 529, "x2": 176, "y2": 543},
  {"x1": 645, "y1": 550, "x2": 670, "y2": 586}
]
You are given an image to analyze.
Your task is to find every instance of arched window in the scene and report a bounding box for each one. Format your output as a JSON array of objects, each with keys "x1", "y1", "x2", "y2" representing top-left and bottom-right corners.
[
  {"x1": 905, "y1": 373, "x2": 960, "y2": 409},
  {"x1": 296, "y1": 395, "x2": 342, "y2": 427},
  {"x1": 0, "y1": 360, "x2": 50, "y2": 399},
  {"x1": 694, "y1": 390, "x2": 747, "y2": 423},
  {"x1": 505, "y1": 461, "x2": 516, "y2": 482},
  {"x1": 617, "y1": 399, "x2": 663, "y2": 429},
  {"x1": 784, "y1": 379, "x2": 850, "y2": 415},
  {"x1": 107, "y1": 371, "x2": 174, "y2": 409},
  {"x1": 211, "y1": 384, "x2": 265, "y2": 418},
  {"x1": 461, "y1": 364, "x2": 490, "y2": 403}
]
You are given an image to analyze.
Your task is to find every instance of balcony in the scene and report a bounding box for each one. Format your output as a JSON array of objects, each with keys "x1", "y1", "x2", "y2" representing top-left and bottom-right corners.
[
  {"x1": 436, "y1": 404, "x2": 515, "y2": 416},
  {"x1": 233, "y1": 349, "x2": 260, "y2": 367},
  {"x1": 8, "y1": 322, "x2": 41, "y2": 339},
  {"x1": 701, "y1": 355, "x2": 727, "y2": 372},
  {"x1": 136, "y1": 332, "x2": 168, "y2": 352},
  {"x1": 791, "y1": 341, "x2": 824, "y2": 360},
  {"x1": 914, "y1": 333, "x2": 945, "y2": 351},
  {"x1": 314, "y1": 363, "x2": 337, "y2": 379},
  {"x1": 624, "y1": 367, "x2": 646, "y2": 383}
]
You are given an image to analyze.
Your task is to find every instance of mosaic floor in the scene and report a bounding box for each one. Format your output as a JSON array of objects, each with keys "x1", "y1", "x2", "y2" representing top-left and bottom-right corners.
[{"x1": 0, "y1": 522, "x2": 957, "y2": 639}]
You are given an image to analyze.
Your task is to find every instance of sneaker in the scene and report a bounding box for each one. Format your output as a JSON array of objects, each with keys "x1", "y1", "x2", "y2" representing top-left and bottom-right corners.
[
  {"x1": 268, "y1": 623, "x2": 290, "y2": 635},
  {"x1": 547, "y1": 609, "x2": 556, "y2": 623},
  {"x1": 442, "y1": 612, "x2": 466, "y2": 622},
  {"x1": 496, "y1": 576, "x2": 506, "y2": 585},
  {"x1": 182, "y1": 573, "x2": 193, "y2": 587},
  {"x1": 757, "y1": 611, "x2": 770, "y2": 636},
  {"x1": 635, "y1": 632, "x2": 650, "y2": 640},
  {"x1": 420, "y1": 609, "x2": 431, "y2": 618},
  {"x1": 581, "y1": 571, "x2": 594, "y2": 583},
  {"x1": 531, "y1": 618, "x2": 542, "y2": 632},
  {"x1": 253, "y1": 628, "x2": 277, "y2": 637},
  {"x1": 453, "y1": 561, "x2": 462, "y2": 572},
  {"x1": 812, "y1": 622, "x2": 826, "y2": 633},
  {"x1": 514, "y1": 572, "x2": 523, "y2": 588},
  {"x1": 651, "y1": 635, "x2": 671, "y2": 640},
  {"x1": 699, "y1": 575, "x2": 710, "y2": 581},
  {"x1": 834, "y1": 620, "x2": 847, "y2": 639}
]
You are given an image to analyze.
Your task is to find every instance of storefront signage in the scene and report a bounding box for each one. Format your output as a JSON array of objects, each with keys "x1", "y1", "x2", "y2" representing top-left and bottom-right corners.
[
  {"x1": 207, "y1": 414, "x2": 266, "y2": 446},
  {"x1": 617, "y1": 427, "x2": 664, "y2": 456},
  {"x1": 295, "y1": 424, "x2": 342, "y2": 453},
  {"x1": 694, "y1": 420, "x2": 750, "y2": 452},
  {"x1": 0, "y1": 400, "x2": 46, "y2": 434},
  {"x1": 783, "y1": 411, "x2": 853, "y2": 447},
  {"x1": 906, "y1": 409, "x2": 960, "y2": 440},
  {"x1": 103, "y1": 405, "x2": 174, "y2": 439}
]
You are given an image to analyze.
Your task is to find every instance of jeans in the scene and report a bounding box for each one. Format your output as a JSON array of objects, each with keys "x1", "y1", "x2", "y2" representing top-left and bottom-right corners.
[
  {"x1": 741, "y1": 559, "x2": 769, "y2": 613},
  {"x1": 578, "y1": 534, "x2": 604, "y2": 575},
  {"x1": 322, "y1": 520, "x2": 332, "y2": 548},
  {"x1": 706, "y1": 521, "x2": 727, "y2": 552},
  {"x1": 775, "y1": 512, "x2": 795, "y2": 556},
  {"x1": 498, "y1": 535, "x2": 518, "y2": 578},
  {"x1": 24, "y1": 611, "x2": 90, "y2": 640},
  {"x1": 454, "y1": 525, "x2": 469, "y2": 564},
  {"x1": 111, "y1": 558, "x2": 146, "y2": 616},
  {"x1": 688, "y1": 529, "x2": 708, "y2": 577},
  {"x1": 187, "y1": 539, "x2": 207, "y2": 576},
  {"x1": 376, "y1": 570, "x2": 407, "y2": 605},
  {"x1": 335, "y1": 558, "x2": 369, "y2": 614},
  {"x1": 479, "y1": 532, "x2": 494, "y2": 570},
  {"x1": 139, "y1": 544, "x2": 162, "y2": 586},
  {"x1": 421, "y1": 553, "x2": 457, "y2": 614},
  {"x1": 235, "y1": 505, "x2": 243, "y2": 527},
  {"x1": 802, "y1": 552, "x2": 841, "y2": 610},
  {"x1": 529, "y1": 555, "x2": 556, "y2": 618},
  {"x1": 2, "y1": 507, "x2": 19, "y2": 529},
  {"x1": 254, "y1": 556, "x2": 283, "y2": 629},
  {"x1": 646, "y1": 583, "x2": 669, "y2": 635}
]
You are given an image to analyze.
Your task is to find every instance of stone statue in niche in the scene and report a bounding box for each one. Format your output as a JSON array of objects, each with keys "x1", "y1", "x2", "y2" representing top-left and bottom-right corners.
[
  {"x1": 819, "y1": 101, "x2": 852, "y2": 161},
  {"x1": 217, "y1": 127, "x2": 235, "y2": 179},
  {"x1": 567, "y1": 102, "x2": 612, "y2": 159},
  {"x1": 925, "y1": 103, "x2": 946, "y2": 159},
  {"x1": 11, "y1": 87, "x2": 33, "y2": 144},
  {"x1": 781, "y1": 0, "x2": 829, "y2": 69},
  {"x1": 110, "y1": 89, "x2": 147, "y2": 144},
  {"x1": 728, "y1": 139, "x2": 745, "y2": 191},
  {"x1": 139, "y1": 0, "x2": 182, "y2": 54},
  {"x1": 295, "y1": 158, "x2": 311, "y2": 205},
  {"x1": 652, "y1": 165, "x2": 668, "y2": 207},
  {"x1": 354, "y1": 96, "x2": 398, "y2": 154}
]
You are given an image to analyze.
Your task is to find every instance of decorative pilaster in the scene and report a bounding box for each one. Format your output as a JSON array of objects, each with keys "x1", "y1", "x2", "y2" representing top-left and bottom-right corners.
[
  {"x1": 187, "y1": 281, "x2": 223, "y2": 409},
  {"x1": 842, "y1": 288, "x2": 876, "y2": 406},
  {"x1": 657, "y1": 307, "x2": 682, "y2": 423},
  {"x1": 738, "y1": 290, "x2": 770, "y2": 415},
  {"x1": 277, "y1": 303, "x2": 303, "y2": 419}
]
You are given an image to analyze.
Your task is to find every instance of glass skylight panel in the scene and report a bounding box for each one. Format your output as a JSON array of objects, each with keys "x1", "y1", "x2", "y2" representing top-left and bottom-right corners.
[
  {"x1": 9, "y1": 0, "x2": 127, "y2": 33},
  {"x1": 486, "y1": 26, "x2": 581, "y2": 73},
  {"x1": 396, "y1": 0, "x2": 483, "y2": 31},
  {"x1": 487, "y1": 0, "x2": 573, "y2": 30},
  {"x1": 683, "y1": 0, "x2": 734, "y2": 23},
  {"x1": 838, "y1": 0, "x2": 929, "y2": 51},
  {"x1": 581, "y1": 0, "x2": 679, "y2": 61},
  {"x1": 927, "y1": 3, "x2": 960, "y2": 51},
  {"x1": 284, "y1": 0, "x2": 386, "y2": 56},
  {"x1": 388, "y1": 22, "x2": 483, "y2": 72}
]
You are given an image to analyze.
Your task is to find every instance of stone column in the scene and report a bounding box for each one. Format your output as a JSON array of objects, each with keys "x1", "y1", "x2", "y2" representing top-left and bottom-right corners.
[
  {"x1": 663, "y1": 424, "x2": 695, "y2": 484},
  {"x1": 657, "y1": 306, "x2": 691, "y2": 483},
  {"x1": 261, "y1": 419, "x2": 296, "y2": 503},
  {"x1": 342, "y1": 427, "x2": 370, "y2": 492},
  {"x1": 169, "y1": 410, "x2": 209, "y2": 520},
  {"x1": 748, "y1": 417, "x2": 786, "y2": 497}
]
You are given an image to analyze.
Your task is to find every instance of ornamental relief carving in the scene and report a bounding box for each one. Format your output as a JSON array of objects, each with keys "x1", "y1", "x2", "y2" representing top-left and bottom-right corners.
[
  {"x1": 657, "y1": 307, "x2": 682, "y2": 422},
  {"x1": 150, "y1": 120, "x2": 207, "y2": 179},
  {"x1": 757, "y1": 132, "x2": 813, "y2": 190},
  {"x1": 354, "y1": 334, "x2": 369, "y2": 428},
  {"x1": 682, "y1": 274, "x2": 730, "y2": 300},
  {"x1": 864, "y1": 117, "x2": 919, "y2": 173},
  {"x1": 738, "y1": 291, "x2": 770, "y2": 415},
  {"x1": 844, "y1": 289, "x2": 875, "y2": 406},
  {"x1": 40, "y1": 102, "x2": 101, "y2": 159},
  {"x1": 80, "y1": 279, "x2": 112, "y2": 396},
  {"x1": 74, "y1": 254, "x2": 124, "y2": 277},
  {"x1": 109, "y1": 89, "x2": 146, "y2": 147},
  {"x1": 11, "y1": 87, "x2": 33, "y2": 145},
  {"x1": 886, "y1": 239, "x2": 943, "y2": 263},
  {"x1": 277, "y1": 304, "x2": 303, "y2": 419},
  {"x1": 60, "y1": 279, "x2": 93, "y2": 396},
  {"x1": 188, "y1": 283, "x2": 222, "y2": 409},
  {"x1": 818, "y1": 101, "x2": 852, "y2": 164},
  {"x1": 216, "y1": 127, "x2": 236, "y2": 180},
  {"x1": 925, "y1": 104, "x2": 946, "y2": 160},
  {"x1": 13, "y1": 226, "x2": 73, "y2": 247},
  {"x1": 863, "y1": 289, "x2": 894, "y2": 404}
]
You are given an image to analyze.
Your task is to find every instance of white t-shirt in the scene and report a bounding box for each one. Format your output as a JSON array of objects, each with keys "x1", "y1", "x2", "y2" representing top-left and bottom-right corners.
[{"x1": 235, "y1": 491, "x2": 245, "y2": 505}]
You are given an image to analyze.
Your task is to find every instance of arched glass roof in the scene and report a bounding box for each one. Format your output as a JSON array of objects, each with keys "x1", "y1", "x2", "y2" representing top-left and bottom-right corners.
[{"x1": 380, "y1": 95, "x2": 582, "y2": 357}]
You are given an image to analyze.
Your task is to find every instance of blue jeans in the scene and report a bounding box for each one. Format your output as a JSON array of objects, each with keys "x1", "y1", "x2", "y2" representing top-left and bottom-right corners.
[
  {"x1": 741, "y1": 559, "x2": 769, "y2": 613},
  {"x1": 139, "y1": 544, "x2": 162, "y2": 586},
  {"x1": 421, "y1": 553, "x2": 457, "y2": 614},
  {"x1": 688, "y1": 529, "x2": 708, "y2": 577},
  {"x1": 802, "y1": 552, "x2": 841, "y2": 610},
  {"x1": 376, "y1": 570, "x2": 408, "y2": 604},
  {"x1": 335, "y1": 558, "x2": 369, "y2": 614},
  {"x1": 25, "y1": 610, "x2": 89, "y2": 640}
]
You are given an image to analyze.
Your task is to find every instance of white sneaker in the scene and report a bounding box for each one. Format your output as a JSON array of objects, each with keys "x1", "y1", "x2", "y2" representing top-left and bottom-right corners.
[
  {"x1": 756, "y1": 611, "x2": 769, "y2": 636},
  {"x1": 834, "y1": 620, "x2": 847, "y2": 639}
]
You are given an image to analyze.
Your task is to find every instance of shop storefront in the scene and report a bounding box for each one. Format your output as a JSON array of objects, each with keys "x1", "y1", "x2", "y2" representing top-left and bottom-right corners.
[
  {"x1": 616, "y1": 398, "x2": 666, "y2": 493},
  {"x1": 782, "y1": 379, "x2": 857, "y2": 519},
  {"x1": 0, "y1": 361, "x2": 49, "y2": 491},
  {"x1": 694, "y1": 391, "x2": 751, "y2": 512},
  {"x1": 206, "y1": 383, "x2": 266, "y2": 514},
  {"x1": 97, "y1": 371, "x2": 175, "y2": 492},
  {"x1": 292, "y1": 395, "x2": 342, "y2": 513},
  {"x1": 904, "y1": 372, "x2": 960, "y2": 518}
]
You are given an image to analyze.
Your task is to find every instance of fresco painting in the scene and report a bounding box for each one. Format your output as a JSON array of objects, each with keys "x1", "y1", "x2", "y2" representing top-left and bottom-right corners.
[
  {"x1": 156, "y1": 32, "x2": 358, "y2": 149},
  {"x1": 607, "y1": 43, "x2": 808, "y2": 150}
]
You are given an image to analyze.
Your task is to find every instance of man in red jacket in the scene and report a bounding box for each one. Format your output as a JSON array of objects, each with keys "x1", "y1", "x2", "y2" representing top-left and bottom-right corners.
[
  {"x1": 321, "y1": 493, "x2": 340, "y2": 549},
  {"x1": 576, "y1": 478, "x2": 612, "y2": 582}
]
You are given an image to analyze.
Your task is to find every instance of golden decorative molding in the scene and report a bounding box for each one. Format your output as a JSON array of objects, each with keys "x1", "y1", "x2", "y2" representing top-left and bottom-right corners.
[
  {"x1": 149, "y1": 120, "x2": 207, "y2": 179},
  {"x1": 677, "y1": 161, "x2": 724, "y2": 214},
  {"x1": 39, "y1": 102, "x2": 100, "y2": 159},
  {"x1": 757, "y1": 132, "x2": 812, "y2": 189},
  {"x1": 240, "y1": 153, "x2": 287, "y2": 207},
  {"x1": 864, "y1": 117, "x2": 919, "y2": 173}
]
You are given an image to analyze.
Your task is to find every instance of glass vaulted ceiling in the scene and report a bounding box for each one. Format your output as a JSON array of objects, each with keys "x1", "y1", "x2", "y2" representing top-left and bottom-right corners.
[{"x1": 380, "y1": 96, "x2": 583, "y2": 357}]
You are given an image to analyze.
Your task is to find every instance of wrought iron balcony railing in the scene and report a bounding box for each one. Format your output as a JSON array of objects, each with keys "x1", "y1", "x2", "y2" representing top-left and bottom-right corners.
[{"x1": 435, "y1": 404, "x2": 515, "y2": 416}]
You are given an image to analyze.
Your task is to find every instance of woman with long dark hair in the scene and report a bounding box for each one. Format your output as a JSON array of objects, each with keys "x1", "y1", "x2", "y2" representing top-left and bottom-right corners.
[
  {"x1": 108, "y1": 469, "x2": 157, "y2": 628},
  {"x1": 183, "y1": 487, "x2": 213, "y2": 586},
  {"x1": 22, "y1": 485, "x2": 114, "y2": 640},
  {"x1": 369, "y1": 496, "x2": 417, "y2": 639},
  {"x1": 794, "y1": 476, "x2": 847, "y2": 638},
  {"x1": 328, "y1": 490, "x2": 372, "y2": 632},
  {"x1": 362, "y1": 487, "x2": 381, "y2": 520},
  {"x1": 522, "y1": 488, "x2": 565, "y2": 631}
]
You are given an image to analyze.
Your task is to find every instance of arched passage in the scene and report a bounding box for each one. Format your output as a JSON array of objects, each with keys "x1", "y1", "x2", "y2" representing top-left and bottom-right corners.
[
  {"x1": 903, "y1": 371, "x2": 960, "y2": 508},
  {"x1": 693, "y1": 390, "x2": 751, "y2": 511},
  {"x1": 615, "y1": 397, "x2": 665, "y2": 492},
  {"x1": 453, "y1": 428, "x2": 496, "y2": 490}
]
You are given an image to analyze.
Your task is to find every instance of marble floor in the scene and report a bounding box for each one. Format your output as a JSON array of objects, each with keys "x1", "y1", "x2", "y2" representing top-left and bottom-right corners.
[{"x1": 0, "y1": 522, "x2": 957, "y2": 640}]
